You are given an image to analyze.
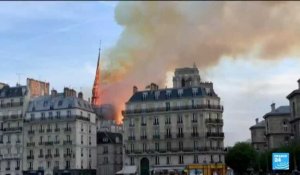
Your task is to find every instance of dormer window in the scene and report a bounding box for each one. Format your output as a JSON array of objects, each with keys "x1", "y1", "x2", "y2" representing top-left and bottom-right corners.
[
  {"x1": 43, "y1": 101, "x2": 48, "y2": 107},
  {"x1": 58, "y1": 100, "x2": 63, "y2": 106},
  {"x1": 178, "y1": 89, "x2": 183, "y2": 97},
  {"x1": 166, "y1": 90, "x2": 171, "y2": 99},
  {"x1": 192, "y1": 88, "x2": 198, "y2": 96},
  {"x1": 142, "y1": 92, "x2": 148, "y2": 100},
  {"x1": 155, "y1": 91, "x2": 160, "y2": 100}
]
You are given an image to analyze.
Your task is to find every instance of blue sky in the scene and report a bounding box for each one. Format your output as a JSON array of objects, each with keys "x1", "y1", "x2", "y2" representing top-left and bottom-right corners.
[
  {"x1": 0, "y1": 2, "x2": 121, "y2": 91},
  {"x1": 1, "y1": 2, "x2": 300, "y2": 146}
]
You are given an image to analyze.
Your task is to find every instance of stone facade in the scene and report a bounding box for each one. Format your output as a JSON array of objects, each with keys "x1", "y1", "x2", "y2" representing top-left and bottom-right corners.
[
  {"x1": 97, "y1": 132, "x2": 122, "y2": 175},
  {"x1": 287, "y1": 79, "x2": 300, "y2": 141},
  {"x1": 22, "y1": 89, "x2": 97, "y2": 175},
  {"x1": 122, "y1": 65, "x2": 225, "y2": 175},
  {"x1": 249, "y1": 118, "x2": 266, "y2": 151}
]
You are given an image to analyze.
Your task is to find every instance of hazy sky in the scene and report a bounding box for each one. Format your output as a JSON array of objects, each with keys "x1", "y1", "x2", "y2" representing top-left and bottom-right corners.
[{"x1": 1, "y1": 2, "x2": 300, "y2": 146}]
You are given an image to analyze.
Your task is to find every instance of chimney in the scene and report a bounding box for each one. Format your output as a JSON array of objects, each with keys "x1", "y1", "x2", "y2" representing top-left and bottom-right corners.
[
  {"x1": 78, "y1": 92, "x2": 83, "y2": 99},
  {"x1": 51, "y1": 89, "x2": 57, "y2": 96},
  {"x1": 64, "y1": 87, "x2": 76, "y2": 97},
  {"x1": 133, "y1": 86, "x2": 138, "y2": 94},
  {"x1": 150, "y1": 83, "x2": 159, "y2": 91},
  {"x1": 298, "y1": 79, "x2": 300, "y2": 89},
  {"x1": 271, "y1": 103, "x2": 276, "y2": 112},
  {"x1": 255, "y1": 118, "x2": 259, "y2": 124}
]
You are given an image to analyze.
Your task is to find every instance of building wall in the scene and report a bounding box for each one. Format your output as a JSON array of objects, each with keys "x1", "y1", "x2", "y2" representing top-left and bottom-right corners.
[
  {"x1": 23, "y1": 98, "x2": 97, "y2": 175},
  {"x1": 250, "y1": 127, "x2": 266, "y2": 151},
  {"x1": 97, "y1": 143, "x2": 122, "y2": 175},
  {"x1": 265, "y1": 115, "x2": 292, "y2": 149},
  {"x1": 123, "y1": 88, "x2": 225, "y2": 174},
  {"x1": 0, "y1": 87, "x2": 29, "y2": 175}
]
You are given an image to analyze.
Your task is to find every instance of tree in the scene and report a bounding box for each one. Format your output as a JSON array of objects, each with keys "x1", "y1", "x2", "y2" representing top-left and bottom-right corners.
[{"x1": 225, "y1": 142, "x2": 258, "y2": 175}]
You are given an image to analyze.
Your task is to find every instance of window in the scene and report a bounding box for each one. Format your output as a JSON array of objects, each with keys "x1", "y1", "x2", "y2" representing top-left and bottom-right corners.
[
  {"x1": 58, "y1": 100, "x2": 63, "y2": 106},
  {"x1": 49, "y1": 112, "x2": 53, "y2": 118},
  {"x1": 165, "y1": 116, "x2": 171, "y2": 124},
  {"x1": 155, "y1": 156, "x2": 160, "y2": 165},
  {"x1": 81, "y1": 135, "x2": 83, "y2": 144},
  {"x1": 81, "y1": 123, "x2": 84, "y2": 132},
  {"x1": 167, "y1": 142, "x2": 171, "y2": 151},
  {"x1": 155, "y1": 142, "x2": 159, "y2": 151},
  {"x1": 179, "y1": 155, "x2": 184, "y2": 164},
  {"x1": 192, "y1": 113, "x2": 197, "y2": 122},
  {"x1": 194, "y1": 141, "x2": 198, "y2": 149},
  {"x1": 39, "y1": 149, "x2": 43, "y2": 156},
  {"x1": 47, "y1": 161, "x2": 51, "y2": 168},
  {"x1": 81, "y1": 148, "x2": 83, "y2": 157},
  {"x1": 166, "y1": 156, "x2": 170, "y2": 164},
  {"x1": 143, "y1": 143, "x2": 147, "y2": 152},
  {"x1": 81, "y1": 160, "x2": 83, "y2": 169},
  {"x1": 66, "y1": 160, "x2": 70, "y2": 169},
  {"x1": 56, "y1": 148, "x2": 59, "y2": 155},
  {"x1": 103, "y1": 146, "x2": 108, "y2": 154},
  {"x1": 89, "y1": 149, "x2": 91, "y2": 158},
  {"x1": 194, "y1": 155, "x2": 199, "y2": 163},
  {"x1": 130, "y1": 157, "x2": 134, "y2": 165},
  {"x1": 56, "y1": 111, "x2": 60, "y2": 118},
  {"x1": 104, "y1": 157, "x2": 108, "y2": 164},
  {"x1": 41, "y1": 112, "x2": 45, "y2": 119},
  {"x1": 130, "y1": 144, "x2": 134, "y2": 152},
  {"x1": 179, "y1": 141, "x2": 183, "y2": 150},
  {"x1": 141, "y1": 116, "x2": 146, "y2": 125},
  {"x1": 129, "y1": 118, "x2": 134, "y2": 126},
  {"x1": 153, "y1": 116, "x2": 159, "y2": 125},
  {"x1": 166, "y1": 102, "x2": 170, "y2": 111},
  {"x1": 67, "y1": 135, "x2": 70, "y2": 141},
  {"x1": 177, "y1": 115, "x2": 183, "y2": 123},
  {"x1": 67, "y1": 110, "x2": 71, "y2": 117}
]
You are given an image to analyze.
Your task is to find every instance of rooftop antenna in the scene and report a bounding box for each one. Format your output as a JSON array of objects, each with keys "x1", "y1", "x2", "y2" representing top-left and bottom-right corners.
[{"x1": 16, "y1": 73, "x2": 23, "y2": 86}]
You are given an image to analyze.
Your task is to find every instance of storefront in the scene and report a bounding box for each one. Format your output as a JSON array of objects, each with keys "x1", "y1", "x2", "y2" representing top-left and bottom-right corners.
[{"x1": 186, "y1": 164, "x2": 226, "y2": 175}]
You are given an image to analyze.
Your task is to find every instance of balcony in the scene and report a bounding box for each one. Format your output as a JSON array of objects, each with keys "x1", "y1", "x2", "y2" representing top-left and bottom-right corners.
[
  {"x1": 122, "y1": 104, "x2": 224, "y2": 115},
  {"x1": 39, "y1": 129, "x2": 45, "y2": 133},
  {"x1": 177, "y1": 133, "x2": 184, "y2": 138},
  {"x1": 153, "y1": 122, "x2": 159, "y2": 126},
  {"x1": 38, "y1": 154, "x2": 44, "y2": 158},
  {"x1": 191, "y1": 133, "x2": 199, "y2": 137},
  {"x1": 205, "y1": 118, "x2": 224, "y2": 124},
  {"x1": 54, "y1": 154, "x2": 60, "y2": 158},
  {"x1": 63, "y1": 140, "x2": 72, "y2": 145},
  {"x1": 64, "y1": 154, "x2": 72, "y2": 158},
  {"x1": 46, "y1": 129, "x2": 52, "y2": 133},
  {"x1": 64, "y1": 128, "x2": 71, "y2": 132},
  {"x1": 44, "y1": 141, "x2": 53, "y2": 146},
  {"x1": 3, "y1": 114, "x2": 22, "y2": 121},
  {"x1": 54, "y1": 141, "x2": 60, "y2": 144},
  {"x1": 141, "y1": 123, "x2": 147, "y2": 126},
  {"x1": 129, "y1": 123, "x2": 135, "y2": 127},
  {"x1": 165, "y1": 134, "x2": 172, "y2": 139},
  {"x1": 27, "y1": 142, "x2": 35, "y2": 147},
  {"x1": 27, "y1": 155, "x2": 34, "y2": 159},
  {"x1": 140, "y1": 136, "x2": 147, "y2": 140},
  {"x1": 3, "y1": 127, "x2": 22, "y2": 133},
  {"x1": 0, "y1": 102, "x2": 23, "y2": 109},
  {"x1": 45, "y1": 154, "x2": 52, "y2": 159},
  {"x1": 206, "y1": 132, "x2": 224, "y2": 138},
  {"x1": 39, "y1": 142, "x2": 43, "y2": 145},
  {"x1": 6, "y1": 167, "x2": 10, "y2": 171},
  {"x1": 24, "y1": 115, "x2": 90, "y2": 123},
  {"x1": 191, "y1": 120, "x2": 198, "y2": 123},
  {"x1": 15, "y1": 167, "x2": 20, "y2": 170},
  {"x1": 16, "y1": 140, "x2": 21, "y2": 144},
  {"x1": 128, "y1": 136, "x2": 135, "y2": 141},
  {"x1": 152, "y1": 135, "x2": 160, "y2": 139},
  {"x1": 55, "y1": 128, "x2": 60, "y2": 132},
  {"x1": 28, "y1": 130, "x2": 35, "y2": 134}
]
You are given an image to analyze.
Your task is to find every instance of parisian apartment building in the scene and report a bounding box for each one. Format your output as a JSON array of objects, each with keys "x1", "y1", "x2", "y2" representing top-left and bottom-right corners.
[
  {"x1": 96, "y1": 132, "x2": 123, "y2": 175},
  {"x1": 0, "y1": 79, "x2": 49, "y2": 175},
  {"x1": 250, "y1": 79, "x2": 300, "y2": 151},
  {"x1": 22, "y1": 88, "x2": 97, "y2": 175},
  {"x1": 122, "y1": 65, "x2": 225, "y2": 175}
]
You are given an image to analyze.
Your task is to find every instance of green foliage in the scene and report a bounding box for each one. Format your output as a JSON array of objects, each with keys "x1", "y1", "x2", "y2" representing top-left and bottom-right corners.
[{"x1": 225, "y1": 142, "x2": 257, "y2": 175}]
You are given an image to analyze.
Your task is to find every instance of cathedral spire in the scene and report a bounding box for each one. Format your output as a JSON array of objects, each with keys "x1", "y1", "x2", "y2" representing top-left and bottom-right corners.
[{"x1": 92, "y1": 42, "x2": 102, "y2": 106}]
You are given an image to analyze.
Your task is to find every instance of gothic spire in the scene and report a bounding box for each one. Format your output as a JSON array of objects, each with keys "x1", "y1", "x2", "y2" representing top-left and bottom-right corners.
[{"x1": 92, "y1": 42, "x2": 102, "y2": 106}]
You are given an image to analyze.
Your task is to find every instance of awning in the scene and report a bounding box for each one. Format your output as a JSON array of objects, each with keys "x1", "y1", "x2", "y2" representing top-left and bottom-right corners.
[{"x1": 115, "y1": 166, "x2": 137, "y2": 175}]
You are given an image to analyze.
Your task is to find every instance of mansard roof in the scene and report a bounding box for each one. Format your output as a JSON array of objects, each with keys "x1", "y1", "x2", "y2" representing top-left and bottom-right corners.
[
  {"x1": 263, "y1": 106, "x2": 290, "y2": 119},
  {"x1": 27, "y1": 94, "x2": 94, "y2": 112},
  {"x1": 0, "y1": 85, "x2": 27, "y2": 98},
  {"x1": 127, "y1": 87, "x2": 218, "y2": 103}
]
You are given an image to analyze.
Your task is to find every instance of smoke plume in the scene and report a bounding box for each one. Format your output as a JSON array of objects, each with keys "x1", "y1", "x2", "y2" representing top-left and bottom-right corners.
[{"x1": 100, "y1": 1, "x2": 300, "y2": 123}]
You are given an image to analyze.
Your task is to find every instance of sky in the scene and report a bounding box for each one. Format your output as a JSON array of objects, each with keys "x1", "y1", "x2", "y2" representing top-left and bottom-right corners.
[{"x1": 1, "y1": 2, "x2": 300, "y2": 146}]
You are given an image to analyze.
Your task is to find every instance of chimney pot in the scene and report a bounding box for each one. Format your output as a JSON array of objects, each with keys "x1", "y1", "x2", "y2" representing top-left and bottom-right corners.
[
  {"x1": 298, "y1": 79, "x2": 300, "y2": 90},
  {"x1": 255, "y1": 118, "x2": 259, "y2": 124},
  {"x1": 271, "y1": 103, "x2": 276, "y2": 112},
  {"x1": 133, "y1": 86, "x2": 138, "y2": 94},
  {"x1": 78, "y1": 92, "x2": 83, "y2": 99}
]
